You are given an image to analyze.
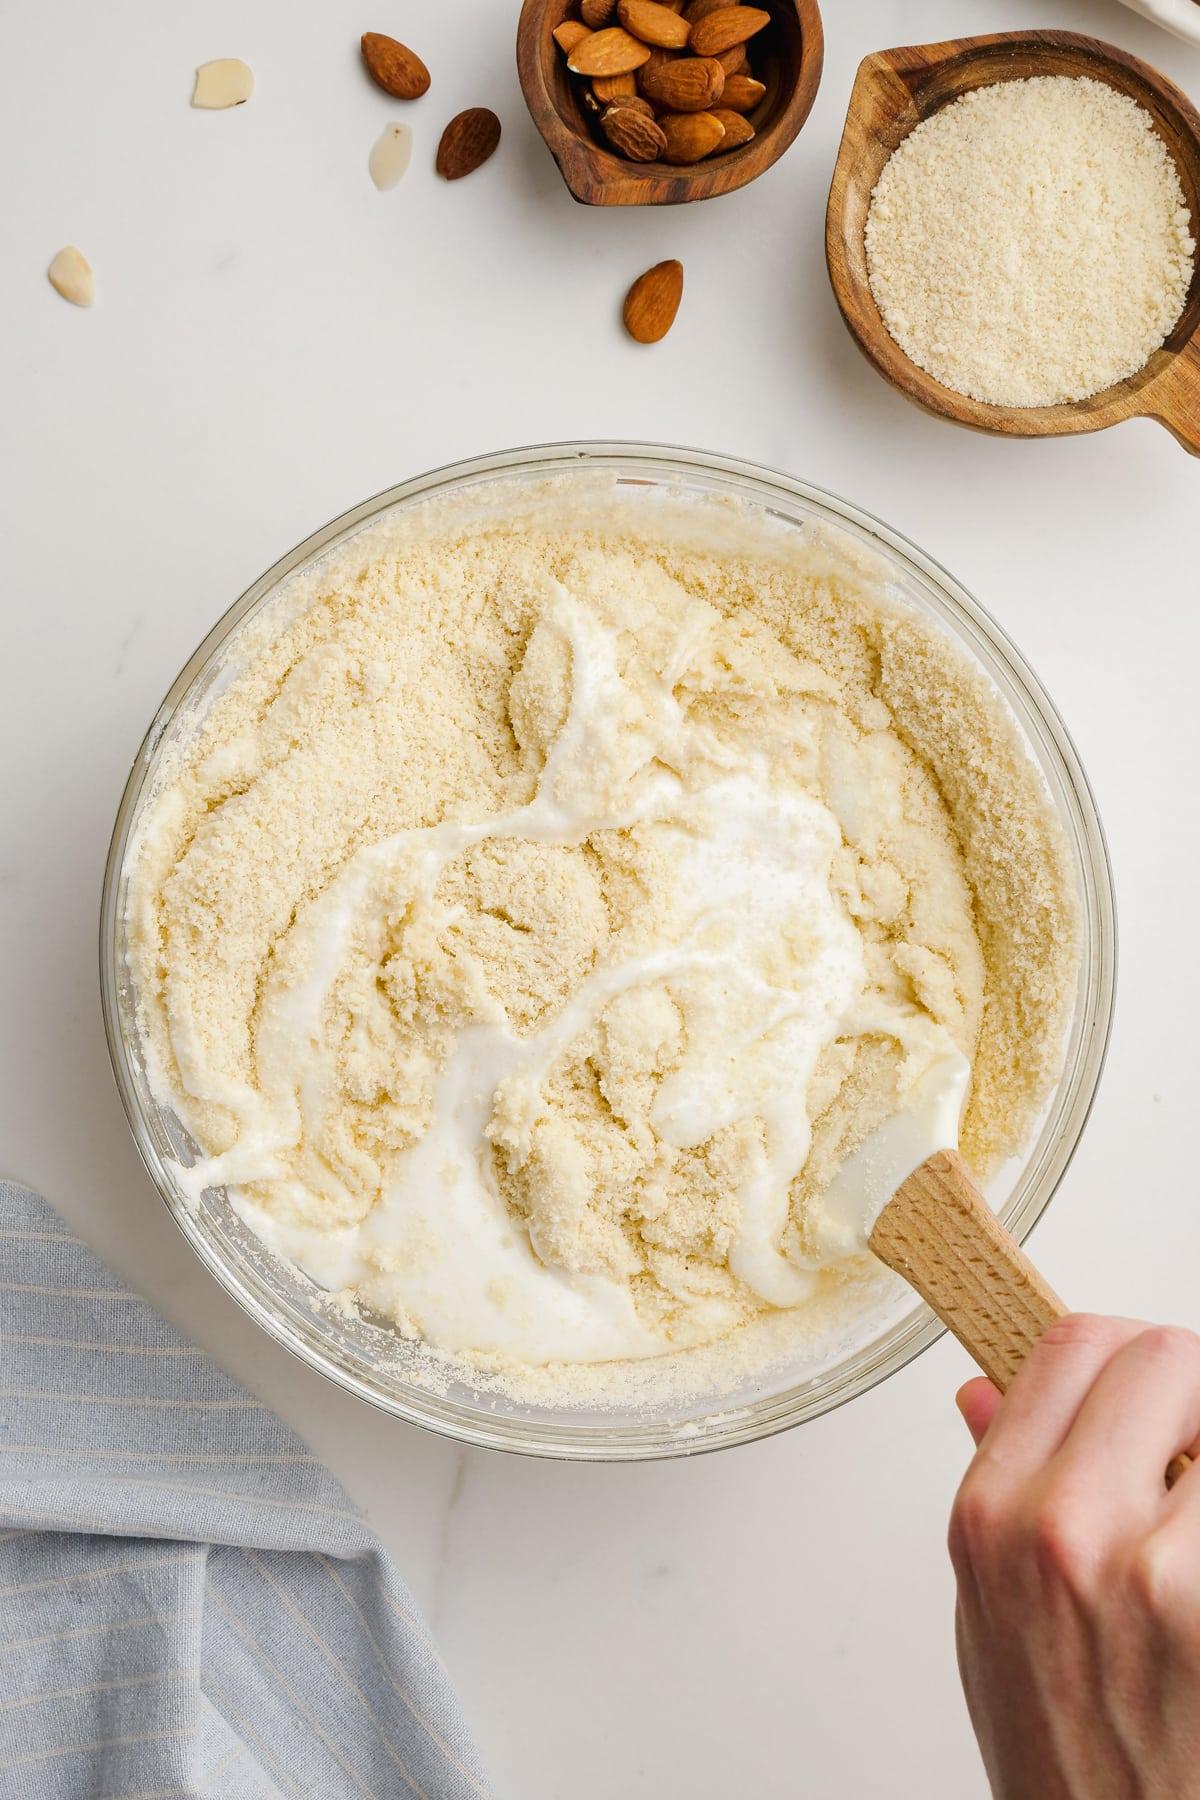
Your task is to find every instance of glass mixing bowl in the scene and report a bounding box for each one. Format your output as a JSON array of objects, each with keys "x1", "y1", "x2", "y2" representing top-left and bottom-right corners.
[{"x1": 100, "y1": 443, "x2": 1116, "y2": 1461}]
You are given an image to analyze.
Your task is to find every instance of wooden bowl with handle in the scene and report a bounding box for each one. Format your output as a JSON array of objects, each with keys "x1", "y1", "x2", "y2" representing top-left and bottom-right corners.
[
  {"x1": 825, "y1": 31, "x2": 1200, "y2": 455},
  {"x1": 517, "y1": 0, "x2": 823, "y2": 206}
]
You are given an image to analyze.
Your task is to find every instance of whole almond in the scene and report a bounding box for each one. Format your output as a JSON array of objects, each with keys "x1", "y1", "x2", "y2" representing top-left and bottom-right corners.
[
  {"x1": 361, "y1": 32, "x2": 430, "y2": 100},
  {"x1": 568, "y1": 27, "x2": 652, "y2": 74},
  {"x1": 638, "y1": 44, "x2": 683, "y2": 78},
  {"x1": 684, "y1": 0, "x2": 731, "y2": 21},
  {"x1": 709, "y1": 106, "x2": 754, "y2": 146},
  {"x1": 581, "y1": 0, "x2": 618, "y2": 22},
  {"x1": 715, "y1": 42, "x2": 746, "y2": 76},
  {"x1": 602, "y1": 103, "x2": 668, "y2": 160},
  {"x1": 436, "y1": 106, "x2": 501, "y2": 178},
  {"x1": 719, "y1": 73, "x2": 765, "y2": 112},
  {"x1": 689, "y1": 5, "x2": 770, "y2": 56},
  {"x1": 623, "y1": 259, "x2": 683, "y2": 342},
  {"x1": 617, "y1": 0, "x2": 692, "y2": 48},
  {"x1": 658, "y1": 109, "x2": 725, "y2": 161},
  {"x1": 606, "y1": 92, "x2": 655, "y2": 116},
  {"x1": 553, "y1": 20, "x2": 592, "y2": 52},
  {"x1": 593, "y1": 70, "x2": 638, "y2": 100},
  {"x1": 639, "y1": 54, "x2": 723, "y2": 110}
]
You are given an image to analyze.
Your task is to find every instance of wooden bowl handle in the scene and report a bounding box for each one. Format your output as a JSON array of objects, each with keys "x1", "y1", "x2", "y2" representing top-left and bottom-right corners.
[
  {"x1": 870, "y1": 1150, "x2": 1192, "y2": 1488},
  {"x1": 1147, "y1": 333, "x2": 1200, "y2": 456}
]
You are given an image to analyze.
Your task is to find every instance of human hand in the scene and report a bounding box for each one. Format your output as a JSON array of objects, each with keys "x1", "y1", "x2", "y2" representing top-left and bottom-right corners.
[{"x1": 950, "y1": 1314, "x2": 1200, "y2": 1800}]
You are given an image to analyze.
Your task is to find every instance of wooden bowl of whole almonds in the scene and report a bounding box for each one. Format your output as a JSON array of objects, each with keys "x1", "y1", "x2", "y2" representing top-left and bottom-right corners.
[{"x1": 517, "y1": 0, "x2": 823, "y2": 205}]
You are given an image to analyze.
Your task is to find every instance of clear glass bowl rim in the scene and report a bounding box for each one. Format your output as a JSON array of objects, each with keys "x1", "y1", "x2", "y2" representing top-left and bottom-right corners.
[{"x1": 100, "y1": 440, "x2": 1117, "y2": 1462}]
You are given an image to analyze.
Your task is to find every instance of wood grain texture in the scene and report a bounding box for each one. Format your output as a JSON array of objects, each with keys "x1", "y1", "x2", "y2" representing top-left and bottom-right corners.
[
  {"x1": 825, "y1": 31, "x2": 1200, "y2": 453},
  {"x1": 517, "y1": 0, "x2": 823, "y2": 205},
  {"x1": 871, "y1": 1150, "x2": 1193, "y2": 1489},
  {"x1": 869, "y1": 1150, "x2": 1066, "y2": 1392}
]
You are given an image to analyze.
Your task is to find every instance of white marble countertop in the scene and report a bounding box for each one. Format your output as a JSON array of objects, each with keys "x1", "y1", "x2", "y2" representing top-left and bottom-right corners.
[{"x1": 3, "y1": 1, "x2": 1199, "y2": 1793}]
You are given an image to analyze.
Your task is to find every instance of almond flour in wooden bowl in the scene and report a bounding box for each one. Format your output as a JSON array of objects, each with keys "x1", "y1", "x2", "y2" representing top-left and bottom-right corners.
[{"x1": 864, "y1": 74, "x2": 1196, "y2": 408}]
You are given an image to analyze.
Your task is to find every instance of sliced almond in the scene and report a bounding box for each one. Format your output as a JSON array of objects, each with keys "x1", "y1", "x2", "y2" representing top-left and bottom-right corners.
[
  {"x1": 47, "y1": 246, "x2": 94, "y2": 307},
  {"x1": 368, "y1": 121, "x2": 413, "y2": 188},
  {"x1": 714, "y1": 42, "x2": 746, "y2": 76},
  {"x1": 658, "y1": 109, "x2": 725, "y2": 161},
  {"x1": 436, "y1": 107, "x2": 501, "y2": 178},
  {"x1": 568, "y1": 27, "x2": 652, "y2": 75},
  {"x1": 617, "y1": 0, "x2": 691, "y2": 48},
  {"x1": 709, "y1": 106, "x2": 754, "y2": 146},
  {"x1": 639, "y1": 54, "x2": 723, "y2": 110},
  {"x1": 553, "y1": 20, "x2": 592, "y2": 52},
  {"x1": 360, "y1": 34, "x2": 430, "y2": 100},
  {"x1": 191, "y1": 58, "x2": 254, "y2": 109},
  {"x1": 581, "y1": 0, "x2": 618, "y2": 22},
  {"x1": 592, "y1": 71, "x2": 638, "y2": 100},
  {"x1": 719, "y1": 73, "x2": 765, "y2": 113},
  {"x1": 601, "y1": 103, "x2": 668, "y2": 160},
  {"x1": 624, "y1": 259, "x2": 684, "y2": 342},
  {"x1": 689, "y1": 5, "x2": 770, "y2": 56}
]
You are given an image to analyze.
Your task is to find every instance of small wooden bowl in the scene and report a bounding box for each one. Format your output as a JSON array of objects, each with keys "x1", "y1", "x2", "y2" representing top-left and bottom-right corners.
[
  {"x1": 826, "y1": 32, "x2": 1200, "y2": 454},
  {"x1": 517, "y1": 0, "x2": 823, "y2": 206}
]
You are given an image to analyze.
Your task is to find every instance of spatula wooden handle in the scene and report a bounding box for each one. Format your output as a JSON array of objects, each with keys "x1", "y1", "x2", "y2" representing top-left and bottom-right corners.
[
  {"x1": 869, "y1": 1150, "x2": 1191, "y2": 1489},
  {"x1": 870, "y1": 1149, "x2": 1064, "y2": 1389}
]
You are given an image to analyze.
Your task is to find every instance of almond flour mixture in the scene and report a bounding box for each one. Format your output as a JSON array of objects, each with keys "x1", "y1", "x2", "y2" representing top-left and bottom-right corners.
[{"x1": 125, "y1": 482, "x2": 1080, "y2": 1402}]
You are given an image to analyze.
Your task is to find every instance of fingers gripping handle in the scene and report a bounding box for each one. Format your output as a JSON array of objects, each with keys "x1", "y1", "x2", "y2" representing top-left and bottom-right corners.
[{"x1": 869, "y1": 1151, "x2": 1192, "y2": 1489}]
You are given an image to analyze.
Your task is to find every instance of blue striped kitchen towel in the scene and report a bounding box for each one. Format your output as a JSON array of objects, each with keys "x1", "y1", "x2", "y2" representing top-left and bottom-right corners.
[{"x1": 0, "y1": 1180, "x2": 491, "y2": 1800}]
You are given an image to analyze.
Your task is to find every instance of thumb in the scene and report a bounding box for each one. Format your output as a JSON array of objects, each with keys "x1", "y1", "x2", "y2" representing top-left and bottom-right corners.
[{"x1": 956, "y1": 1376, "x2": 1002, "y2": 1447}]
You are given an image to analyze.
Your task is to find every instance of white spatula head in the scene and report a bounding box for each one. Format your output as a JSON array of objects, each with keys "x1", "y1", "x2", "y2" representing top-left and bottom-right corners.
[{"x1": 811, "y1": 1052, "x2": 971, "y2": 1261}]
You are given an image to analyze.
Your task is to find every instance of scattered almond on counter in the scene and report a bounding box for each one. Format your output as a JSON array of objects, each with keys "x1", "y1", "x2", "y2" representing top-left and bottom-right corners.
[
  {"x1": 361, "y1": 32, "x2": 431, "y2": 99},
  {"x1": 47, "y1": 246, "x2": 94, "y2": 307},
  {"x1": 554, "y1": 0, "x2": 767, "y2": 163},
  {"x1": 436, "y1": 107, "x2": 502, "y2": 179},
  {"x1": 369, "y1": 121, "x2": 413, "y2": 188},
  {"x1": 623, "y1": 258, "x2": 684, "y2": 340},
  {"x1": 191, "y1": 59, "x2": 255, "y2": 109}
]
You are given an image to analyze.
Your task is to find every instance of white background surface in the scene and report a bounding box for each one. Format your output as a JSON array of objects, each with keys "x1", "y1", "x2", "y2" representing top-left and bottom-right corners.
[{"x1": 3, "y1": 2, "x2": 1199, "y2": 1794}]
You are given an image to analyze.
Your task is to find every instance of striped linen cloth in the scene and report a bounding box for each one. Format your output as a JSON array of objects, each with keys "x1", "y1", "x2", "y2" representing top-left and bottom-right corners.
[{"x1": 0, "y1": 1180, "x2": 491, "y2": 1800}]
